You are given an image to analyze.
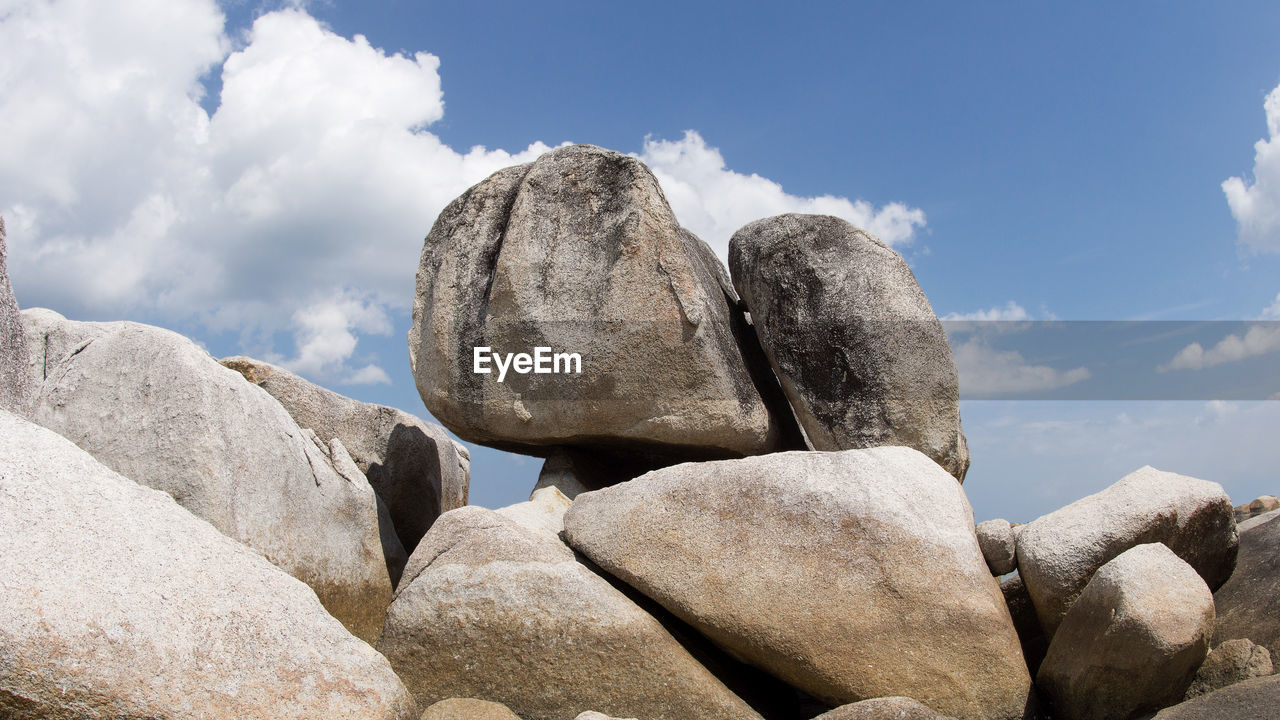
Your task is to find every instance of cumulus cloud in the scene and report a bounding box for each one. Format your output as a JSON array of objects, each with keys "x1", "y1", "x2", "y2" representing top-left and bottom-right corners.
[
  {"x1": 942, "y1": 301, "x2": 1032, "y2": 322},
  {"x1": 1223, "y1": 84, "x2": 1280, "y2": 253},
  {"x1": 952, "y1": 337, "x2": 1091, "y2": 396},
  {"x1": 1262, "y1": 292, "x2": 1280, "y2": 319},
  {"x1": 638, "y1": 131, "x2": 926, "y2": 262},
  {"x1": 274, "y1": 291, "x2": 393, "y2": 384},
  {"x1": 1159, "y1": 323, "x2": 1280, "y2": 372}
]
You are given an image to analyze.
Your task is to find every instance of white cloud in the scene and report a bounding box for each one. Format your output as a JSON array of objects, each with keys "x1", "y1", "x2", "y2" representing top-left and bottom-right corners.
[
  {"x1": 1159, "y1": 323, "x2": 1280, "y2": 371},
  {"x1": 1224, "y1": 84, "x2": 1280, "y2": 253},
  {"x1": 637, "y1": 131, "x2": 926, "y2": 262},
  {"x1": 952, "y1": 336, "x2": 1091, "y2": 396},
  {"x1": 276, "y1": 291, "x2": 392, "y2": 384},
  {"x1": 942, "y1": 301, "x2": 1031, "y2": 322},
  {"x1": 1262, "y1": 292, "x2": 1280, "y2": 319}
]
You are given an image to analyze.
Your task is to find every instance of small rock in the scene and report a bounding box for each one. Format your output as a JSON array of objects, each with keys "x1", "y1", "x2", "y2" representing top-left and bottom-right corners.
[
  {"x1": 1184, "y1": 639, "x2": 1273, "y2": 699},
  {"x1": 421, "y1": 698, "x2": 523, "y2": 719},
  {"x1": 976, "y1": 519, "x2": 1017, "y2": 575},
  {"x1": 1213, "y1": 507, "x2": 1280, "y2": 660},
  {"x1": 813, "y1": 697, "x2": 956, "y2": 719},
  {"x1": 1015, "y1": 465, "x2": 1237, "y2": 637},
  {"x1": 575, "y1": 714, "x2": 637, "y2": 720},
  {"x1": 1036, "y1": 543, "x2": 1214, "y2": 720},
  {"x1": 1234, "y1": 494, "x2": 1279, "y2": 523},
  {"x1": 1151, "y1": 674, "x2": 1280, "y2": 719},
  {"x1": 531, "y1": 447, "x2": 654, "y2": 499},
  {"x1": 497, "y1": 485, "x2": 572, "y2": 538},
  {"x1": 728, "y1": 213, "x2": 969, "y2": 480}
]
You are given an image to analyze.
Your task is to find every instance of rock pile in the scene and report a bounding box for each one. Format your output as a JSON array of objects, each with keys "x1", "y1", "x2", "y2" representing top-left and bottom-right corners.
[{"x1": 2, "y1": 146, "x2": 1277, "y2": 720}]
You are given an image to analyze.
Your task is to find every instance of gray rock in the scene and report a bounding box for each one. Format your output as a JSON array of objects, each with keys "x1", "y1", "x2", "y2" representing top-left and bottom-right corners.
[
  {"x1": 1234, "y1": 494, "x2": 1279, "y2": 523},
  {"x1": 409, "y1": 144, "x2": 798, "y2": 465},
  {"x1": 813, "y1": 697, "x2": 956, "y2": 719},
  {"x1": 728, "y1": 214, "x2": 968, "y2": 480},
  {"x1": 221, "y1": 355, "x2": 469, "y2": 555},
  {"x1": 1036, "y1": 544, "x2": 1214, "y2": 720},
  {"x1": 1184, "y1": 639, "x2": 1273, "y2": 700},
  {"x1": 531, "y1": 447, "x2": 645, "y2": 499},
  {"x1": 1015, "y1": 466, "x2": 1237, "y2": 637},
  {"x1": 379, "y1": 506, "x2": 761, "y2": 720},
  {"x1": 497, "y1": 485, "x2": 572, "y2": 538},
  {"x1": 1151, "y1": 675, "x2": 1280, "y2": 719},
  {"x1": 977, "y1": 519, "x2": 1017, "y2": 575},
  {"x1": 0, "y1": 215, "x2": 30, "y2": 414},
  {"x1": 421, "y1": 698, "x2": 523, "y2": 720},
  {"x1": 563, "y1": 447, "x2": 1031, "y2": 720},
  {"x1": 0, "y1": 409, "x2": 416, "y2": 720},
  {"x1": 1213, "y1": 507, "x2": 1280, "y2": 660},
  {"x1": 23, "y1": 311, "x2": 392, "y2": 642}
]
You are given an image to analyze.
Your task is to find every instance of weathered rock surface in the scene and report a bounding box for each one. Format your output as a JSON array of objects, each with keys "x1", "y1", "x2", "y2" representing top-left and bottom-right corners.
[
  {"x1": 409, "y1": 144, "x2": 798, "y2": 465},
  {"x1": 977, "y1": 519, "x2": 1017, "y2": 575},
  {"x1": 497, "y1": 485, "x2": 572, "y2": 538},
  {"x1": 0, "y1": 409, "x2": 416, "y2": 720},
  {"x1": 1015, "y1": 466, "x2": 1237, "y2": 637},
  {"x1": 532, "y1": 447, "x2": 650, "y2": 499},
  {"x1": 1035, "y1": 544, "x2": 1214, "y2": 720},
  {"x1": 564, "y1": 447, "x2": 1031, "y2": 720},
  {"x1": 1235, "y1": 494, "x2": 1279, "y2": 523},
  {"x1": 1001, "y1": 573, "x2": 1049, "y2": 677},
  {"x1": 379, "y1": 506, "x2": 761, "y2": 720},
  {"x1": 575, "y1": 713, "x2": 636, "y2": 720},
  {"x1": 23, "y1": 311, "x2": 392, "y2": 642},
  {"x1": 221, "y1": 355, "x2": 469, "y2": 554},
  {"x1": 1213, "y1": 508, "x2": 1280, "y2": 659},
  {"x1": 421, "y1": 698, "x2": 523, "y2": 720},
  {"x1": 0, "y1": 215, "x2": 30, "y2": 414},
  {"x1": 813, "y1": 697, "x2": 956, "y2": 719},
  {"x1": 1184, "y1": 639, "x2": 1273, "y2": 699},
  {"x1": 728, "y1": 214, "x2": 968, "y2": 480},
  {"x1": 1151, "y1": 674, "x2": 1280, "y2": 719}
]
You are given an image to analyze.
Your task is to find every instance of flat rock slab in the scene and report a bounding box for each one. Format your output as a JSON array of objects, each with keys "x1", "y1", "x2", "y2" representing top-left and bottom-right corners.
[
  {"x1": 729, "y1": 213, "x2": 968, "y2": 480},
  {"x1": 379, "y1": 506, "x2": 761, "y2": 720},
  {"x1": 23, "y1": 310, "x2": 392, "y2": 642},
  {"x1": 1036, "y1": 544, "x2": 1214, "y2": 720},
  {"x1": 564, "y1": 447, "x2": 1031, "y2": 720},
  {"x1": 1015, "y1": 465, "x2": 1236, "y2": 637},
  {"x1": 409, "y1": 144, "x2": 794, "y2": 464},
  {"x1": 0, "y1": 409, "x2": 415, "y2": 720},
  {"x1": 1213, "y1": 508, "x2": 1280, "y2": 660}
]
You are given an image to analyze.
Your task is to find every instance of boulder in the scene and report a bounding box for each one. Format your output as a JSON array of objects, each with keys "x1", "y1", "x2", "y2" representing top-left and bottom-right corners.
[
  {"x1": 1001, "y1": 573, "x2": 1049, "y2": 676},
  {"x1": 23, "y1": 311, "x2": 392, "y2": 642},
  {"x1": 813, "y1": 697, "x2": 955, "y2": 719},
  {"x1": 421, "y1": 698, "x2": 523, "y2": 720},
  {"x1": 0, "y1": 215, "x2": 29, "y2": 413},
  {"x1": 1015, "y1": 466, "x2": 1237, "y2": 637},
  {"x1": 409, "y1": 144, "x2": 799, "y2": 466},
  {"x1": 977, "y1": 519, "x2": 1017, "y2": 575},
  {"x1": 728, "y1": 214, "x2": 968, "y2": 480},
  {"x1": 1035, "y1": 544, "x2": 1214, "y2": 720},
  {"x1": 1184, "y1": 639, "x2": 1273, "y2": 699},
  {"x1": 1234, "y1": 494, "x2": 1279, "y2": 523},
  {"x1": 1213, "y1": 508, "x2": 1280, "y2": 659},
  {"x1": 0, "y1": 409, "x2": 415, "y2": 720},
  {"x1": 497, "y1": 485, "x2": 572, "y2": 538},
  {"x1": 1151, "y1": 675, "x2": 1280, "y2": 719},
  {"x1": 379, "y1": 506, "x2": 761, "y2": 720},
  {"x1": 563, "y1": 447, "x2": 1031, "y2": 720},
  {"x1": 221, "y1": 355, "x2": 469, "y2": 554}
]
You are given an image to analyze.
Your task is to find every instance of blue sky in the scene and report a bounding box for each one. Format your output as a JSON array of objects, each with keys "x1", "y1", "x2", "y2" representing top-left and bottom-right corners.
[{"x1": 4, "y1": 0, "x2": 1280, "y2": 520}]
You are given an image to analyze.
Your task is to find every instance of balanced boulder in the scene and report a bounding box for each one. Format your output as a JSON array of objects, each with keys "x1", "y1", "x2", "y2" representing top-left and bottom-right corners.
[
  {"x1": 378, "y1": 506, "x2": 761, "y2": 720},
  {"x1": 728, "y1": 214, "x2": 968, "y2": 480},
  {"x1": 409, "y1": 144, "x2": 795, "y2": 465},
  {"x1": 1015, "y1": 466, "x2": 1236, "y2": 637},
  {"x1": 23, "y1": 311, "x2": 392, "y2": 642},
  {"x1": 0, "y1": 409, "x2": 415, "y2": 720},
  {"x1": 1035, "y1": 544, "x2": 1214, "y2": 720},
  {"x1": 222, "y1": 355, "x2": 469, "y2": 554},
  {"x1": 1213, "y1": 508, "x2": 1280, "y2": 659},
  {"x1": 0, "y1": 215, "x2": 29, "y2": 413},
  {"x1": 564, "y1": 446, "x2": 1031, "y2": 720}
]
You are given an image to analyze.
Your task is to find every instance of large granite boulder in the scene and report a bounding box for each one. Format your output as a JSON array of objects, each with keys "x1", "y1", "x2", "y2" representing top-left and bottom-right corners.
[
  {"x1": 378, "y1": 506, "x2": 761, "y2": 720},
  {"x1": 0, "y1": 215, "x2": 29, "y2": 413},
  {"x1": 0, "y1": 409, "x2": 415, "y2": 720},
  {"x1": 23, "y1": 311, "x2": 392, "y2": 642},
  {"x1": 1151, "y1": 675, "x2": 1280, "y2": 719},
  {"x1": 409, "y1": 144, "x2": 798, "y2": 465},
  {"x1": 1015, "y1": 466, "x2": 1236, "y2": 637},
  {"x1": 728, "y1": 214, "x2": 968, "y2": 480},
  {"x1": 221, "y1": 355, "x2": 469, "y2": 554},
  {"x1": 1183, "y1": 639, "x2": 1273, "y2": 700},
  {"x1": 1213, "y1": 508, "x2": 1280, "y2": 659},
  {"x1": 563, "y1": 447, "x2": 1031, "y2": 720},
  {"x1": 1035, "y1": 544, "x2": 1214, "y2": 720}
]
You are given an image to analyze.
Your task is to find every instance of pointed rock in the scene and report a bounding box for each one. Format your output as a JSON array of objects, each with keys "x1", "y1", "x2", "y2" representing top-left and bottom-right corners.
[{"x1": 0, "y1": 215, "x2": 30, "y2": 413}]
